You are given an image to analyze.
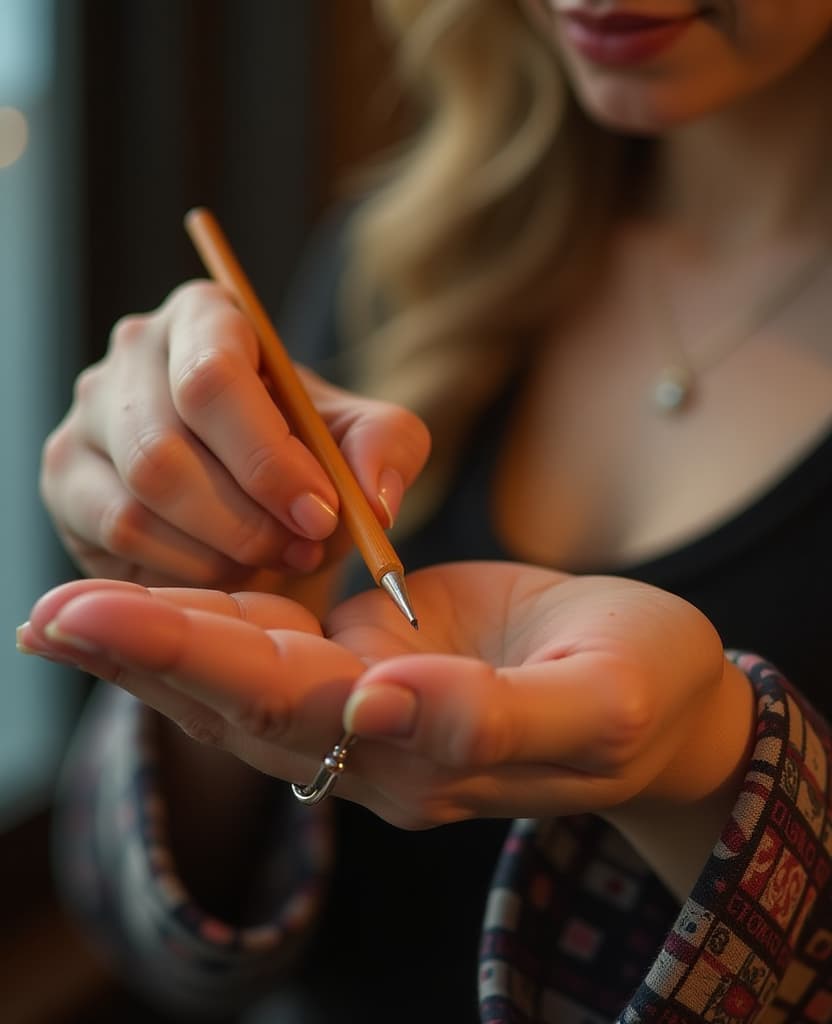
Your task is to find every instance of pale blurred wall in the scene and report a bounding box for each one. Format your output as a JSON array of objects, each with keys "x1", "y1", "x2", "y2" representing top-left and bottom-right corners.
[{"x1": 0, "y1": 0, "x2": 83, "y2": 828}]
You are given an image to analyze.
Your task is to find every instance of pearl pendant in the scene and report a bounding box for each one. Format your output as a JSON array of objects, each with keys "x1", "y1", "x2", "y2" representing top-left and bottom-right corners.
[{"x1": 652, "y1": 365, "x2": 693, "y2": 414}]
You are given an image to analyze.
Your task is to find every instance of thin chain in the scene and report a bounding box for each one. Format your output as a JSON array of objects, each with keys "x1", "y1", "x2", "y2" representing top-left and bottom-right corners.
[{"x1": 651, "y1": 240, "x2": 832, "y2": 413}]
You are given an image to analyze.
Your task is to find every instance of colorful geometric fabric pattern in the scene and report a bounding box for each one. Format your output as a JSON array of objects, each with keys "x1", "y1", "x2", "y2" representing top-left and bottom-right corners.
[
  {"x1": 53, "y1": 687, "x2": 333, "y2": 1016},
  {"x1": 55, "y1": 655, "x2": 831, "y2": 1021},
  {"x1": 479, "y1": 654, "x2": 832, "y2": 1023}
]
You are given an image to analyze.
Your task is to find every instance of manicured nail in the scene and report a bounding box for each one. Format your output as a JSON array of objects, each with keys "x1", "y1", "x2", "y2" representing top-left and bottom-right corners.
[
  {"x1": 15, "y1": 624, "x2": 37, "y2": 654},
  {"x1": 16, "y1": 623, "x2": 86, "y2": 666},
  {"x1": 43, "y1": 620, "x2": 100, "y2": 653},
  {"x1": 289, "y1": 493, "x2": 338, "y2": 540},
  {"x1": 377, "y1": 468, "x2": 404, "y2": 529},
  {"x1": 343, "y1": 683, "x2": 418, "y2": 739}
]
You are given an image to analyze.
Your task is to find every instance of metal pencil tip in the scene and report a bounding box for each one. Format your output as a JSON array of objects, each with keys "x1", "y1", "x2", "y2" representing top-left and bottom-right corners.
[{"x1": 379, "y1": 570, "x2": 418, "y2": 629}]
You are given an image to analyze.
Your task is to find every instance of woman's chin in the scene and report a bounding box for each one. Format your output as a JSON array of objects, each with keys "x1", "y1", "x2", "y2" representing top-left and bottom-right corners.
[{"x1": 572, "y1": 83, "x2": 719, "y2": 136}]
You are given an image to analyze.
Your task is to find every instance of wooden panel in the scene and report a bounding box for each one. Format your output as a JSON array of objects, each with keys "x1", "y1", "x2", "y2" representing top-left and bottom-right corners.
[
  {"x1": 80, "y1": 0, "x2": 315, "y2": 349},
  {"x1": 311, "y1": 2, "x2": 410, "y2": 208}
]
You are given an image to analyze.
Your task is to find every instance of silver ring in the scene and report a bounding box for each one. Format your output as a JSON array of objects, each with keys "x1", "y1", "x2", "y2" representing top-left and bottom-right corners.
[{"x1": 291, "y1": 733, "x2": 356, "y2": 805}]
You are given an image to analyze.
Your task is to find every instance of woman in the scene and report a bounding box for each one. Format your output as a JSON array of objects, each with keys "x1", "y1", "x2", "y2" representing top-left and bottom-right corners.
[{"x1": 19, "y1": 1, "x2": 832, "y2": 1021}]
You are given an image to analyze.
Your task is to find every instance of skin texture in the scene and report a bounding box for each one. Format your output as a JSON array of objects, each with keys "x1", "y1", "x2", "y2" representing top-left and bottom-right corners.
[
  {"x1": 523, "y1": 1, "x2": 832, "y2": 133},
  {"x1": 19, "y1": 564, "x2": 753, "y2": 897},
  {"x1": 27, "y1": 1, "x2": 832, "y2": 907},
  {"x1": 40, "y1": 281, "x2": 429, "y2": 589}
]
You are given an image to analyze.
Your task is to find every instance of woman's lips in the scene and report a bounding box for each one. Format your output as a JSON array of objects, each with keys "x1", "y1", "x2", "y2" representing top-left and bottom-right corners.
[{"x1": 559, "y1": 11, "x2": 698, "y2": 67}]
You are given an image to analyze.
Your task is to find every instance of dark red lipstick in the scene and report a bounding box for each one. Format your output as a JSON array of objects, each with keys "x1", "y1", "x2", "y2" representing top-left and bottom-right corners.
[{"x1": 560, "y1": 10, "x2": 697, "y2": 67}]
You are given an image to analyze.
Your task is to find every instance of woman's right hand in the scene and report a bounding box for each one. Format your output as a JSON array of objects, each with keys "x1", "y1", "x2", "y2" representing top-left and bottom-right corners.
[{"x1": 40, "y1": 280, "x2": 430, "y2": 590}]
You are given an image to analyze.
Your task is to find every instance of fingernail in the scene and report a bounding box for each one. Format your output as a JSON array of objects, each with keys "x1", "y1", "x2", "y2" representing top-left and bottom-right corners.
[
  {"x1": 43, "y1": 620, "x2": 100, "y2": 653},
  {"x1": 17, "y1": 623, "x2": 87, "y2": 667},
  {"x1": 15, "y1": 623, "x2": 38, "y2": 654},
  {"x1": 343, "y1": 683, "x2": 418, "y2": 738},
  {"x1": 377, "y1": 468, "x2": 404, "y2": 529},
  {"x1": 290, "y1": 493, "x2": 338, "y2": 540}
]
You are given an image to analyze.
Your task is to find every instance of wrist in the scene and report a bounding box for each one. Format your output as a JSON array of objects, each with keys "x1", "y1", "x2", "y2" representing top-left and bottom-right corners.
[{"x1": 604, "y1": 657, "x2": 755, "y2": 900}]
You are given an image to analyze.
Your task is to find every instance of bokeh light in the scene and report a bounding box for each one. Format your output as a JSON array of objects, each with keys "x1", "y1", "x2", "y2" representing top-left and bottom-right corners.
[{"x1": 0, "y1": 107, "x2": 28, "y2": 168}]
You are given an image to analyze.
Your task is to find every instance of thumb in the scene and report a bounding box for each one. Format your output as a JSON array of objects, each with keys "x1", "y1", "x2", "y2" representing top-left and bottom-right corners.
[
  {"x1": 342, "y1": 650, "x2": 654, "y2": 774},
  {"x1": 303, "y1": 370, "x2": 431, "y2": 529}
]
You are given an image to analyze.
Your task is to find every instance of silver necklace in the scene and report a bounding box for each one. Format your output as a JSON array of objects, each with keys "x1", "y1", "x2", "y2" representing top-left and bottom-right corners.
[{"x1": 650, "y1": 241, "x2": 832, "y2": 414}]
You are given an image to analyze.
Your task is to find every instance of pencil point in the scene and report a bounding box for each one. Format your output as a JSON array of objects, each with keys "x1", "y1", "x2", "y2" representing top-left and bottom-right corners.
[{"x1": 379, "y1": 570, "x2": 418, "y2": 629}]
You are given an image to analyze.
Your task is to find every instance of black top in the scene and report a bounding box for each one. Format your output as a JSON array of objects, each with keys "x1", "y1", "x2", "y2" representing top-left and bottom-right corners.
[{"x1": 274, "y1": 212, "x2": 832, "y2": 1023}]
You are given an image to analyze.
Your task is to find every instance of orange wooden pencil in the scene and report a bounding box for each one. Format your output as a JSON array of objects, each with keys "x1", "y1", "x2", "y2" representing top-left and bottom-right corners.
[{"x1": 184, "y1": 206, "x2": 417, "y2": 629}]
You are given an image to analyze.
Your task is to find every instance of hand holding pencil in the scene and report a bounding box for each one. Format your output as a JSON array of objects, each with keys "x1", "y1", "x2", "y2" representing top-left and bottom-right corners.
[
  {"x1": 184, "y1": 207, "x2": 419, "y2": 628},
  {"x1": 38, "y1": 204, "x2": 431, "y2": 800},
  {"x1": 40, "y1": 212, "x2": 429, "y2": 596},
  {"x1": 184, "y1": 207, "x2": 422, "y2": 802}
]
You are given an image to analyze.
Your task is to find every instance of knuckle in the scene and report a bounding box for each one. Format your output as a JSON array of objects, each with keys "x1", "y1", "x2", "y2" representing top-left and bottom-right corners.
[
  {"x1": 609, "y1": 669, "x2": 652, "y2": 737},
  {"x1": 225, "y1": 514, "x2": 280, "y2": 567},
  {"x1": 174, "y1": 347, "x2": 242, "y2": 416},
  {"x1": 392, "y1": 402, "x2": 431, "y2": 449},
  {"x1": 40, "y1": 423, "x2": 73, "y2": 478},
  {"x1": 122, "y1": 428, "x2": 188, "y2": 503},
  {"x1": 98, "y1": 496, "x2": 149, "y2": 558},
  {"x1": 377, "y1": 402, "x2": 432, "y2": 472},
  {"x1": 444, "y1": 706, "x2": 506, "y2": 768},
  {"x1": 176, "y1": 710, "x2": 226, "y2": 747},
  {"x1": 438, "y1": 669, "x2": 507, "y2": 769},
  {"x1": 73, "y1": 364, "x2": 102, "y2": 404},
  {"x1": 110, "y1": 313, "x2": 150, "y2": 351},
  {"x1": 168, "y1": 278, "x2": 226, "y2": 313},
  {"x1": 240, "y1": 441, "x2": 290, "y2": 500},
  {"x1": 339, "y1": 400, "x2": 431, "y2": 490},
  {"x1": 232, "y1": 698, "x2": 286, "y2": 741},
  {"x1": 597, "y1": 662, "x2": 654, "y2": 769}
]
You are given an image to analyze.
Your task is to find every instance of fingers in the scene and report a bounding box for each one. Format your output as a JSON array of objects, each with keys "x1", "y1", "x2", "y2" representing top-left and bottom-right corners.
[
  {"x1": 23, "y1": 578, "x2": 324, "y2": 650},
  {"x1": 331, "y1": 650, "x2": 664, "y2": 825},
  {"x1": 165, "y1": 285, "x2": 342, "y2": 536},
  {"x1": 42, "y1": 281, "x2": 431, "y2": 588},
  {"x1": 308, "y1": 369, "x2": 431, "y2": 528},
  {"x1": 342, "y1": 651, "x2": 654, "y2": 775},
  {"x1": 148, "y1": 587, "x2": 325, "y2": 635},
  {"x1": 161, "y1": 283, "x2": 430, "y2": 544},
  {"x1": 21, "y1": 584, "x2": 362, "y2": 753},
  {"x1": 26, "y1": 577, "x2": 149, "y2": 635},
  {"x1": 42, "y1": 444, "x2": 252, "y2": 585},
  {"x1": 77, "y1": 309, "x2": 320, "y2": 572},
  {"x1": 162, "y1": 288, "x2": 429, "y2": 534}
]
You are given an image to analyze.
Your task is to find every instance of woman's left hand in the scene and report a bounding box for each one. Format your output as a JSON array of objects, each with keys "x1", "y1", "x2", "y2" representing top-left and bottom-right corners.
[{"x1": 18, "y1": 563, "x2": 752, "y2": 836}]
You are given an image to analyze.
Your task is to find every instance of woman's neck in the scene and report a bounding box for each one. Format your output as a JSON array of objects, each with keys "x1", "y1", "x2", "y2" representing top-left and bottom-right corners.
[{"x1": 649, "y1": 34, "x2": 832, "y2": 256}]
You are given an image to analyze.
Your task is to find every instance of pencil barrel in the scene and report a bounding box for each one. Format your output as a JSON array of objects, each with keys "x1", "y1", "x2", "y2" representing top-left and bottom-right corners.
[{"x1": 184, "y1": 207, "x2": 403, "y2": 589}]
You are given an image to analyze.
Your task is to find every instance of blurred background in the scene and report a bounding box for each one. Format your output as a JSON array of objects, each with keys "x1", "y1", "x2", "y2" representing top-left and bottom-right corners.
[{"x1": 0, "y1": 2, "x2": 402, "y2": 1020}]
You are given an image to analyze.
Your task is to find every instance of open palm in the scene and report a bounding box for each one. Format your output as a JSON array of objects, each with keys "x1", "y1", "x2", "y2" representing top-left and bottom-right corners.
[{"x1": 21, "y1": 562, "x2": 745, "y2": 831}]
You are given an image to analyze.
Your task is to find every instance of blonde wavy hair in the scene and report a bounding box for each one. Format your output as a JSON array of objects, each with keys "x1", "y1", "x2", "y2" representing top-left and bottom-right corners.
[{"x1": 340, "y1": 0, "x2": 645, "y2": 523}]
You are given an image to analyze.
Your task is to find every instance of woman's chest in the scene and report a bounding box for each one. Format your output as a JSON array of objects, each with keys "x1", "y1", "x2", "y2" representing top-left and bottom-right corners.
[{"x1": 492, "y1": 279, "x2": 832, "y2": 573}]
